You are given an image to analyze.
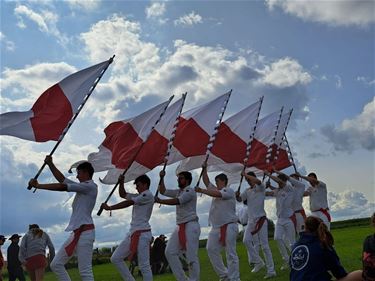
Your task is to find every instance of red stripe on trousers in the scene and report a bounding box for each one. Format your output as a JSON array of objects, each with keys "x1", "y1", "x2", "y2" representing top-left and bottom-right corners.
[
  {"x1": 128, "y1": 229, "x2": 151, "y2": 261},
  {"x1": 65, "y1": 224, "x2": 94, "y2": 256}
]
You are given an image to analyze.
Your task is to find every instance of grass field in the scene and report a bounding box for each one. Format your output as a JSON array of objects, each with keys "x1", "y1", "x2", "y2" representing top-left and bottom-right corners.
[{"x1": 7, "y1": 224, "x2": 368, "y2": 281}]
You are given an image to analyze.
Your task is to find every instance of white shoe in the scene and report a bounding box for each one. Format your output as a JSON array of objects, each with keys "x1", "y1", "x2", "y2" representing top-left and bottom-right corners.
[
  {"x1": 264, "y1": 272, "x2": 277, "y2": 279},
  {"x1": 280, "y1": 261, "x2": 289, "y2": 271},
  {"x1": 251, "y1": 260, "x2": 265, "y2": 273}
]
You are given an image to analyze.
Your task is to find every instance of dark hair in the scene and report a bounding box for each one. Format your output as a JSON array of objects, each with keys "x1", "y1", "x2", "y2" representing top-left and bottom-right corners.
[
  {"x1": 305, "y1": 216, "x2": 334, "y2": 249},
  {"x1": 29, "y1": 224, "x2": 43, "y2": 238},
  {"x1": 277, "y1": 174, "x2": 288, "y2": 182},
  {"x1": 29, "y1": 224, "x2": 39, "y2": 230},
  {"x1": 308, "y1": 172, "x2": 317, "y2": 179},
  {"x1": 178, "y1": 171, "x2": 192, "y2": 185},
  {"x1": 215, "y1": 173, "x2": 228, "y2": 185},
  {"x1": 77, "y1": 162, "x2": 94, "y2": 178},
  {"x1": 247, "y1": 171, "x2": 256, "y2": 177},
  {"x1": 134, "y1": 175, "x2": 151, "y2": 187}
]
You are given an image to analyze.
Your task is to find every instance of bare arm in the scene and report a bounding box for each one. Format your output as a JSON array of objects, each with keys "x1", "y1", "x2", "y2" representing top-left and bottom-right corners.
[
  {"x1": 273, "y1": 169, "x2": 290, "y2": 180},
  {"x1": 195, "y1": 187, "x2": 222, "y2": 198},
  {"x1": 154, "y1": 197, "x2": 180, "y2": 206},
  {"x1": 117, "y1": 175, "x2": 127, "y2": 199},
  {"x1": 201, "y1": 162, "x2": 210, "y2": 188},
  {"x1": 101, "y1": 200, "x2": 134, "y2": 211},
  {"x1": 158, "y1": 171, "x2": 166, "y2": 195},
  {"x1": 44, "y1": 156, "x2": 65, "y2": 183},
  {"x1": 242, "y1": 170, "x2": 261, "y2": 185},
  {"x1": 29, "y1": 179, "x2": 67, "y2": 192},
  {"x1": 299, "y1": 174, "x2": 319, "y2": 186},
  {"x1": 263, "y1": 170, "x2": 284, "y2": 185}
]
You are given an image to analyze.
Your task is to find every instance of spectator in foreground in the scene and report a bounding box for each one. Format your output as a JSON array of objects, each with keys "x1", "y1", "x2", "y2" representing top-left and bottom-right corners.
[
  {"x1": 362, "y1": 212, "x2": 375, "y2": 281},
  {"x1": 0, "y1": 235, "x2": 6, "y2": 281},
  {"x1": 19, "y1": 224, "x2": 55, "y2": 281},
  {"x1": 290, "y1": 216, "x2": 362, "y2": 281},
  {"x1": 7, "y1": 234, "x2": 25, "y2": 281}
]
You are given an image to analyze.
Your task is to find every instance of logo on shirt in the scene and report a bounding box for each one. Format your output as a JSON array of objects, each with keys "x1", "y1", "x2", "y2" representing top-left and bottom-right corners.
[{"x1": 291, "y1": 245, "x2": 309, "y2": 271}]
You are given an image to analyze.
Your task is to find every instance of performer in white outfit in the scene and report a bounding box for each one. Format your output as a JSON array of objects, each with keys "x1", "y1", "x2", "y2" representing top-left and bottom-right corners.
[
  {"x1": 155, "y1": 170, "x2": 200, "y2": 281},
  {"x1": 299, "y1": 172, "x2": 331, "y2": 230},
  {"x1": 264, "y1": 170, "x2": 296, "y2": 271},
  {"x1": 273, "y1": 170, "x2": 306, "y2": 234},
  {"x1": 195, "y1": 163, "x2": 240, "y2": 281},
  {"x1": 101, "y1": 174, "x2": 154, "y2": 281},
  {"x1": 236, "y1": 171, "x2": 276, "y2": 279},
  {"x1": 29, "y1": 156, "x2": 97, "y2": 281}
]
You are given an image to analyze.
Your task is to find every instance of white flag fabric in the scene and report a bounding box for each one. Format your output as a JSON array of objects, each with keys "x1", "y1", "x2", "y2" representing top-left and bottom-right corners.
[{"x1": 0, "y1": 60, "x2": 111, "y2": 142}]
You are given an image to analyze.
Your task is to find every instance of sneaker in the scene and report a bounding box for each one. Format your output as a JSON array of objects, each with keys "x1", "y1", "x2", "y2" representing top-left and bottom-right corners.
[
  {"x1": 251, "y1": 260, "x2": 265, "y2": 273},
  {"x1": 264, "y1": 272, "x2": 277, "y2": 279},
  {"x1": 280, "y1": 261, "x2": 289, "y2": 271}
]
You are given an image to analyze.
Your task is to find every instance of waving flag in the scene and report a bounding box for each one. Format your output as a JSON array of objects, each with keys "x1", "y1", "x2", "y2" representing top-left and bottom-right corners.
[{"x1": 0, "y1": 59, "x2": 112, "y2": 142}]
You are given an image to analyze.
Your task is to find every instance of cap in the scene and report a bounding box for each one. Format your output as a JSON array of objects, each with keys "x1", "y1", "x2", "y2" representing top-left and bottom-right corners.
[
  {"x1": 9, "y1": 234, "x2": 22, "y2": 240},
  {"x1": 0, "y1": 235, "x2": 6, "y2": 241}
]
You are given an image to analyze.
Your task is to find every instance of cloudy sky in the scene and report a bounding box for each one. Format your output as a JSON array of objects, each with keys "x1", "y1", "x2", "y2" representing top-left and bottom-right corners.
[{"x1": 1, "y1": 0, "x2": 374, "y2": 249}]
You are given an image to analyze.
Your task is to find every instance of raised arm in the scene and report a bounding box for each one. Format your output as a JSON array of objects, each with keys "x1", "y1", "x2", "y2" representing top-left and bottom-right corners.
[
  {"x1": 195, "y1": 186, "x2": 222, "y2": 198},
  {"x1": 28, "y1": 179, "x2": 67, "y2": 192},
  {"x1": 154, "y1": 197, "x2": 180, "y2": 205},
  {"x1": 201, "y1": 162, "x2": 210, "y2": 188},
  {"x1": 263, "y1": 170, "x2": 284, "y2": 186},
  {"x1": 118, "y1": 174, "x2": 127, "y2": 199},
  {"x1": 101, "y1": 200, "x2": 134, "y2": 212},
  {"x1": 242, "y1": 170, "x2": 261, "y2": 185},
  {"x1": 158, "y1": 170, "x2": 166, "y2": 195},
  {"x1": 44, "y1": 156, "x2": 65, "y2": 183},
  {"x1": 299, "y1": 174, "x2": 319, "y2": 186},
  {"x1": 273, "y1": 169, "x2": 290, "y2": 180}
]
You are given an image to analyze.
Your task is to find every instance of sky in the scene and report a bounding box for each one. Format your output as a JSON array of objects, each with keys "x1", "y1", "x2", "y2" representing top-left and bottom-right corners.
[{"x1": 0, "y1": 0, "x2": 374, "y2": 250}]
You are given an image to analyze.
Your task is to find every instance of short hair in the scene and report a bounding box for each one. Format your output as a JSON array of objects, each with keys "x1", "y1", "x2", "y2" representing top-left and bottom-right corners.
[
  {"x1": 29, "y1": 224, "x2": 39, "y2": 230},
  {"x1": 277, "y1": 174, "x2": 288, "y2": 182},
  {"x1": 215, "y1": 173, "x2": 228, "y2": 185},
  {"x1": 308, "y1": 172, "x2": 317, "y2": 179},
  {"x1": 178, "y1": 171, "x2": 192, "y2": 185},
  {"x1": 134, "y1": 175, "x2": 151, "y2": 187},
  {"x1": 77, "y1": 162, "x2": 94, "y2": 178},
  {"x1": 247, "y1": 171, "x2": 256, "y2": 177}
]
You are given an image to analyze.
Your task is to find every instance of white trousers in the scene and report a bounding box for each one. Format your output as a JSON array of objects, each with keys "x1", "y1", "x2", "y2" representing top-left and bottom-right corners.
[
  {"x1": 111, "y1": 231, "x2": 153, "y2": 281},
  {"x1": 165, "y1": 221, "x2": 200, "y2": 281},
  {"x1": 295, "y1": 212, "x2": 305, "y2": 233},
  {"x1": 274, "y1": 218, "x2": 296, "y2": 262},
  {"x1": 206, "y1": 223, "x2": 240, "y2": 281},
  {"x1": 50, "y1": 229, "x2": 95, "y2": 281},
  {"x1": 243, "y1": 218, "x2": 275, "y2": 274},
  {"x1": 311, "y1": 210, "x2": 331, "y2": 230}
]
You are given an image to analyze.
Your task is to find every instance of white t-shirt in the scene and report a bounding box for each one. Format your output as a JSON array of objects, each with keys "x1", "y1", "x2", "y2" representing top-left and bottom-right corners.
[
  {"x1": 207, "y1": 183, "x2": 237, "y2": 228},
  {"x1": 164, "y1": 185, "x2": 198, "y2": 224},
  {"x1": 64, "y1": 178, "x2": 98, "y2": 231},
  {"x1": 126, "y1": 189, "x2": 154, "y2": 234},
  {"x1": 272, "y1": 183, "x2": 294, "y2": 219},
  {"x1": 307, "y1": 181, "x2": 329, "y2": 211},
  {"x1": 240, "y1": 184, "x2": 267, "y2": 220},
  {"x1": 289, "y1": 177, "x2": 306, "y2": 211}
]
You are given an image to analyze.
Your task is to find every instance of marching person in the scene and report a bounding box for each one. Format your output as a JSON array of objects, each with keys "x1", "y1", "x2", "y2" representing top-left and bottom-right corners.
[
  {"x1": 19, "y1": 224, "x2": 55, "y2": 281},
  {"x1": 7, "y1": 234, "x2": 25, "y2": 281},
  {"x1": 236, "y1": 171, "x2": 276, "y2": 279},
  {"x1": 264, "y1": 170, "x2": 296, "y2": 271},
  {"x1": 155, "y1": 170, "x2": 200, "y2": 281},
  {"x1": 28, "y1": 156, "x2": 97, "y2": 281},
  {"x1": 299, "y1": 172, "x2": 331, "y2": 230},
  {"x1": 273, "y1": 170, "x2": 306, "y2": 234},
  {"x1": 195, "y1": 163, "x2": 240, "y2": 281},
  {"x1": 0, "y1": 235, "x2": 5, "y2": 281},
  {"x1": 101, "y1": 174, "x2": 154, "y2": 281}
]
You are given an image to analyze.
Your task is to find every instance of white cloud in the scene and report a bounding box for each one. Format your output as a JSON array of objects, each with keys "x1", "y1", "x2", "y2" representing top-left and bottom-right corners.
[
  {"x1": 66, "y1": 0, "x2": 101, "y2": 11},
  {"x1": 321, "y1": 97, "x2": 375, "y2": 152},
  {"x1": 145, "y1": 2, "x2": 166, "y2": 18},
  {"x1": 357, "y1": 76, "x2": 375, "y2": 86},
  {"x1": 14, "y1": 5, "x2": 68, "y2": 45},
  {"x1": 259, "y1": 57, "x2": 312, "y2": 88},
  {"x1": 174, "y1": 11, "x2": 203, "y2": 26},
  {"x1": 334, "y1": 74, "x2": 342, "y2": 89},
  {"x1": 266, "y1": 0, "x2": 375, "y2": 27},
  {"x1": 0, "y1": 32, "x2": 15, "y2": 51}
]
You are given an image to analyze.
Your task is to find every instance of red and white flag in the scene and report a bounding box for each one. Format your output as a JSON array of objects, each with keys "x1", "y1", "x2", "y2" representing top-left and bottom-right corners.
[
  {"x1": 100, "y1": 95, "x2": 186, "y2": 184},
  {"x1": 272, "y1": 110, "x2": 293, "y2": 171},
  {"x1": 0, "y1": 59, "x2": 111, "y2": 142},
  {"x1": 72, "y1": 98, "x2": 172, "y2": 181},
  {"x1": 166, "y1": 92, "x2": 232, "y2": 166},
  {"x1": 176, "y1": 99, "x2": 262, "y2": 173}
]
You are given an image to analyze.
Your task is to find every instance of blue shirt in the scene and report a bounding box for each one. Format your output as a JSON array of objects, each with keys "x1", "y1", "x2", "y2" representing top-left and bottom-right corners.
[{"x1": 290, "y1": 232, "x2": 347, "y2": 281}]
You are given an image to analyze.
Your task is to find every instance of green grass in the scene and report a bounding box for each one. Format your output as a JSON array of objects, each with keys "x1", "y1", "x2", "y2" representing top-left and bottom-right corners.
[{"x1": 6, "y1": 225, "x2": 371, "y2": 281}]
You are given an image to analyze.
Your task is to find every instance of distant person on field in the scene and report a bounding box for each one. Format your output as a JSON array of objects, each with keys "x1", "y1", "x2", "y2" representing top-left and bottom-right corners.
[
  {"x1": 362, "y1": 212, "x2": 375, "y2": 281},
  {"x1": 0, "y1": 235, "x2": 6, "y2": 281},
  {"x1": 290, "y1": 216, "x2": 362, "y2": 281},
  {"x1": 19, "y1": 224, "x2": 55, "y2": 281},
  {"x1": 7, "y1": 234, "x2": 25, "y2": 281}
]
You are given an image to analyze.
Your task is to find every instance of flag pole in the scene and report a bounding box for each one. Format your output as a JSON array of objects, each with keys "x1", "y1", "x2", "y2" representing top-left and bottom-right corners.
[
  {"x1": 283, "y1": 134, "x2": 298, "y2": 173},
  {"x1": 195, "y1": 90, "x2": 232, "y2": 190},
  {"x1": 236, "y1": 96, "x2": 263, "y2": 193},
  {"x1": 29, "y1": 55, "x2": 115, "y2": 192},
  {"x1": 155, "y1": 93, "x2": 187, "y2": 199},
  {"x1": 97, "y1": 95, "x2": 174, "y2": 216}
]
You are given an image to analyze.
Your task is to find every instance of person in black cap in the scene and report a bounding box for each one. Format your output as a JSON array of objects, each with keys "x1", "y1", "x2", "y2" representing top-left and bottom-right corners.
[
  {"x1": 7, "y1": 234, "x2": 25, "y2": 281},
  {"x1": 0, "y1": 235, "x2": 6, "y2": 281}
]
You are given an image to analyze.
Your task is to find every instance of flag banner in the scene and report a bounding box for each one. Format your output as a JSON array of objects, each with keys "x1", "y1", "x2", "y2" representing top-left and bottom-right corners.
[
  {"x1": 0, "y1": 59, "x2": 111, "y2": 142},
  {"x1": 176, "y1": 99, "x2": 262, "y2": 173},
  {"x1": 166, "y1": 92, "x2": 232, "y2": 167},
  {"x1": 100, "y1": 95, "x2": 186, "y2": 184}
]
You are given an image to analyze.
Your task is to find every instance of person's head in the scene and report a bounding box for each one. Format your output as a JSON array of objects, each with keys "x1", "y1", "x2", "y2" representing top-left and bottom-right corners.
[
  {"x1": 277, "y1": 174, "x2": 287, "y2": 187},
  {"x1": 177, "y1": 171, "x2": 192, "y2": 188},
  {"x1": 308, "y1": 172, "x2": 317, "y2": 180},
  {"x1": 246, "y1": 171, "x2": 257, "y2": 186},
  {"x1": 9, "y1": 234, "x2": 21, "y2": 244},
  {"x1": 134, "y1": 175, "x2": 151, "y2": 193},
  {"x1": 290, "y1": 173, "x2": 299, "y2": 180},
  {"x1": 215, "y1": 173, "x2": 228, "y2": 189},
  {"x1": 304, "y1": 216, "x2": 334, "y2": 249},
  {"x1": 29, "y1": 224, "x2": 43, "y2": 238},
  {"x1": 29, "y1": 224, "x2": 39, "y2": 230},
  {"x1": 0, "y1": 235, "x2": 6, "y2": 246},
  {"x1": 76, "y1": 162, "x2": 94, "y2": 182}
]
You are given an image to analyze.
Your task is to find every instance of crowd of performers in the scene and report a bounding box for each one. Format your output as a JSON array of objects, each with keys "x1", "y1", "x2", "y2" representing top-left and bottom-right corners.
[{"x1": 0, "y1": 155, "x2": 373, "y2": 281}]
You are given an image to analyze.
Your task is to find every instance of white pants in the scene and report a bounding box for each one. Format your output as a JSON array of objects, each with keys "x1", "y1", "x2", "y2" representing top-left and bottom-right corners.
[
  {"x1": 206, "y1": 223, "x2": 240, "y2": 281},
  {"x1": 111, "y1": 231, "x2": 153, "y2": 281},
  {"x1": 311, "y1": 210, "x2": 331, "y2": 230},
  {"x1": 274, "y1": 218, "x2": 295, "y2": 262},
  {"x1": 50, "y1": 229, "x2": 95, "y2": 281},
  {"x1": 165, "y1": 221, "x2": 200, "y2": 281},
  {"x1": 295, "y1": 212, "x2": 305, "y2": 233},
  {"x1": 243, "y1": 218, "x2": 275, "y2": 274}
]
